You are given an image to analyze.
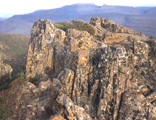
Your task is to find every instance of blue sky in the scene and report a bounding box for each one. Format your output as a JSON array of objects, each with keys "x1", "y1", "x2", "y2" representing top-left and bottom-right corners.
[{"x1": 0, "y1": 0, "x2": 156, "y2": 17}]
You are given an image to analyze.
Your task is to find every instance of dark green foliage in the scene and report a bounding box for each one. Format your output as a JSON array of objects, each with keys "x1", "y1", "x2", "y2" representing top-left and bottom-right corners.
[
  {"x1": 54, "y1": 20, "x2": 95, "y2": 35},
  {"x1": 0, "y1": 104, "x2": 11, "y2": 120},
  {"x1": 0, "y1": 83, "x2": 11, "y2": 91},
  {"x1": 0, "y1": 72, "x2": 25, "y2": 91},
  {"x1": 0, "y1": 86, "x2": 18, "y2": 119},
  {"x1": 11, "y1": 72, "x2": 25, "y2": 81},
  {"x1": 0, "y1": 76, "x2": 26, "y2": 119},
  {"x1": 78, "y1": 22, "x2": 95, "y2": 36}
]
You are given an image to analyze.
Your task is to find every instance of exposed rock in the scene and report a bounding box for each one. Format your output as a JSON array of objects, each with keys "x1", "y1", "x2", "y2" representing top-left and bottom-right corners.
[
  {"x1": 17, "y1": 18, "x2": 156, "y2": 120},
  {"x1": 26, "y1": 19, "x2": 66, "y2": 80},
  {"x1": 8, "y1": 80, "x2": 64, "y2": 120},
  {"x1": 56, "y1": 93, "x2": 92, "y2": 120},
  {"x1": 0, "y1": 57, "x2": 13, "y2": 85},
  {"x1": 118, "y1": 90, "x2": 156, "y2": 120},
  {"x1": 57, "y1": 68, "x2": 75, "y2": 98},
  {"x1": 39, "y1": 79, "x2": 52, "y2": 92},
  {"x1": 90, "y1": 17, "x2": 148, "y2": 38},
  {"x1": 133, "y1": 40, "x2": 149, "y2": 65},
  {"x1": 90, "y1": 17, "x2": 149, "y2": 44},
  {"x1": 49, "y1": 115, "x2": 66, "y2": 120}
]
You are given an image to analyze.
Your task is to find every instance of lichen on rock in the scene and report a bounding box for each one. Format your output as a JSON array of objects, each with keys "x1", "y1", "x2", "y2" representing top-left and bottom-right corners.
[{"x1": 7, "y1": 17, "x2": 156, "y2": 120}]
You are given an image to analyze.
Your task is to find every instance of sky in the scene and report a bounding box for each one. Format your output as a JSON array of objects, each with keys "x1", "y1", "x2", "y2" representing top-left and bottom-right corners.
[{"x1": 0, "y1": 0, "x2": 156, "y2": 17}]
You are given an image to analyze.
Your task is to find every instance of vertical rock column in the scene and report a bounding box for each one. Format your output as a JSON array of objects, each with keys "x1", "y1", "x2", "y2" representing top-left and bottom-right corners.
[{"x1": 26, "y1": 19, "x2": 66, "y2": 79}]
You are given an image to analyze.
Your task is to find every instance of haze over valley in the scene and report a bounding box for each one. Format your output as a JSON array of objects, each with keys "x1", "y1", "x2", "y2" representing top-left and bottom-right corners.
[{"x1": 0, "y1": 3, "x2": 156, "y2": 37}]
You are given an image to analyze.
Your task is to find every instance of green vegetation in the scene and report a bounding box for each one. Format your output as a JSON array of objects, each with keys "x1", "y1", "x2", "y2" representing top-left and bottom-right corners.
[
  {"x1": 53, "y1": 23, "x2": 67, "y2": 31},
  {"x1": 0, "y1": 104, "x2": 11, "y2": 120},
  {"x1": 78, "y1": 23, "x2": 95, "y2": 36},
  {"x1": 11, "y1": 76, "x2": 26, "y2": 87},
  {"x1": 0, "y1": 83, "x2": 11, "y2": 91},
  {"x1": 0, "y1": 76, "x2": 26, "y2": 119},
  {"x1": 11, "y1": 72, "x2": 25, "y2": 81},
  {"x1": 54, "y1": 20, "x2": 95, "y2": 36},
  {"x1": 0, "y1": 72, "x2": 25, "y2": 91}
]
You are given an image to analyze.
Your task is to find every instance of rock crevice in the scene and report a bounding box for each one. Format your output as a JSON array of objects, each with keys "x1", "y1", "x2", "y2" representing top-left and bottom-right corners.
[{"x1": 18, "y1": 17, "x2": 156, "y2": 119}]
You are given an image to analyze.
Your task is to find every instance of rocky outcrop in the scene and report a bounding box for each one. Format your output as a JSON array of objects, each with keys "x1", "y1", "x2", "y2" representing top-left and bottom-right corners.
[
  {"x1": 0, "y1": 57, "x2": 13, "y2": 85},
  {"x1": 20, "y1": 18, "x2": 156, "y2": 120},
  {"x1": 90, "y1": 17, "x2": 147, "y2": 37},
  {"x1": 26, "y1": 19, "x2": 66, "y2": 79},
  {"x1": 90, "y1": 17, "x2": 149, "y2": 44},
  {"x1": 26, "y1": 19, "x2": 100, "y2": 81},
  {"x1": 56, "y1": 93, "x2": 92, "y2": 120}
]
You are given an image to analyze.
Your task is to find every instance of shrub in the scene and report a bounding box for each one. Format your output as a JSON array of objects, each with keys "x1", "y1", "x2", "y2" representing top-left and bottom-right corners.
[
  {"x1": 0, "y1": 76, "x2": 26, "y2": 119},
  {"x1": 53, "y1": 23, "x2": 67, "y2": 31},
  {"x1": 0, "y1": 104, "x2": 11, "y2": 120},
  {"x1": 0, "y1": 85, "x2": 19, "y2": 119},
  {"x1": 11, "y1": 76, "x2": 26, "y2": 86},
  {"x1": 0, "y1": 72, "x2": 25, "y2": 91},
  {"x1": 54, "y1": 21, "x2": 96, "y2": 36},
  {"x1": 78, "y1": 23, "x2": 95, "y2": 36},
  {"x1": 0, "y1": 83, "x2": 11, "y2": 91},
  {"x1": 11, "y1": 72, "x2": 25, "y2": 81}
]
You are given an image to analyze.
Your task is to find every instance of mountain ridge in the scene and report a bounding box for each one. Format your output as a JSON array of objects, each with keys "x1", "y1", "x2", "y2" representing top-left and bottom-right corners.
[{"x1": 0, "y1": 4, "x2": 156, "y2": 37}]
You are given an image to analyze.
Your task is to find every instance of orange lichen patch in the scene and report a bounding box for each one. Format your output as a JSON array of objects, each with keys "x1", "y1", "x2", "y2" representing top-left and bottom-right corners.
[
  {"x1": 55, "y1": 30, "x2": 66, "y2": 44},
  {"x1": 136, "y1": 93, "x2": 142, "y2": 97},
  {"x1": 50, "y1": 115, "x2": 65, "y2": 120},
  {"x1": 141, "y1": 99, "x2": 146, "y2": 103},
  {"x1": 28, "y1": 45, "x2": 33, "y2": 53},
  {"x1": 69, "y1": 29, "x2": 97, "y2": 52},
  {"x1": 104, "y1": 33, "x2": 127, "y2": 44},
  {"x1": 77, "y1": 91, "x2": 82, "y2": 95},
  {"x1": 116, "y1": 95, "x2": 121, "y2": 104},
  {"x1": 67, "y1": 114, "x2": 75, "y2": 120},
  {"x1": 126, "y1": 79, "x2": 132, "y2": 88},
  {"x1": 85, "y1": 76, "x2": 89, "y2": 80},
  {"x1": 70, "y1": 39, "x2": 79, "y2": 52},
  {"x1": 33, "y1": 52, "x2": 37, "y2": 57},
  {"x1": 101, "y1": 105, "x2": 105, "y2": 110},
  {"x1": 78, "y1": 50, "x2": 89, "y2": 66},
  {"x1": 118, "y1": 76, "x2": 122, "y2": 80},
  {"x1": 42, "y1": 42, "x2": 47, "y2": 50}
]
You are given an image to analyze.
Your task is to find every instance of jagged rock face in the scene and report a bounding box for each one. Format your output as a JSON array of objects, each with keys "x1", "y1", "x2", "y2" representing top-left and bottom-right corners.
[
  {"x1": 90, "y1": 17, "x2": 149, "y2": 44},
  {"x1": 26, "y1": 19, "x2": 66, "y2": 79},
  {"x1": 26, "y1": 19, "x2": 100, "y2": 81},
  {"x1": 0, "y1": 58, "x2": 13, "y2": 85},
  {"x1": 56, "y1": 93, "x2": 92, "y2": 120},
  {"x1": 24, "y1": 18, "x2": 156, "y2": 120},
  {"x1": 90, "y1": 17, "x2": 146, "y2": 36}
]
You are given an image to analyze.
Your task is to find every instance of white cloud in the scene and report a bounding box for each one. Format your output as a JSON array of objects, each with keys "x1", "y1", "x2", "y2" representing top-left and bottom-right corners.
[{"x1": 0, "y1": 14, "x2": 4, "y2": 17}]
